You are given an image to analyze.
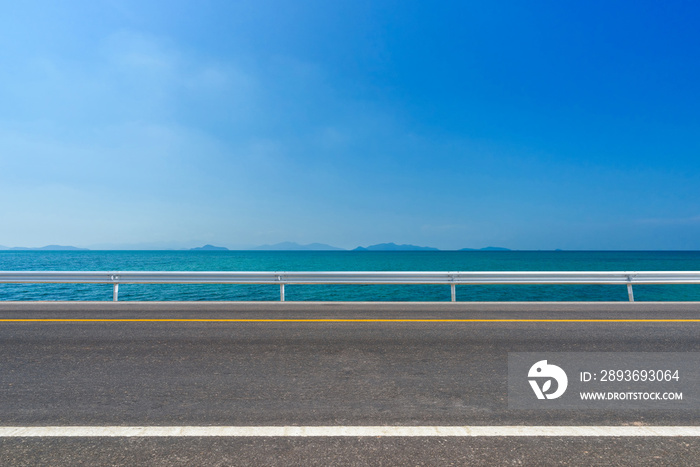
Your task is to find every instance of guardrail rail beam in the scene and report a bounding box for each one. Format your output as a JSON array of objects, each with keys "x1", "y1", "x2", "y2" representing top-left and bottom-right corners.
[{"x1": 1, "y1": 270, "x2": 699, "y2": 302}]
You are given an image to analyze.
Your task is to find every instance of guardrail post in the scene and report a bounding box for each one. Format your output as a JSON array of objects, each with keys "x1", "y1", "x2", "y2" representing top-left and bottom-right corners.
[
  {"x1": 626, "y1": 275, "x2": 634, "y2": 302},
  {"x1": 451, "y1": 283, "x2": 456, "y2": 302},
  {"x1": 627, "y1": 283, "x2": 634, "y2": 302},
  {"x1": 280, "y1": 283, "x2": 285, "y2": 302},
  {"x1": 111, "y1": 274, "x2": 120, "y2": 302}
]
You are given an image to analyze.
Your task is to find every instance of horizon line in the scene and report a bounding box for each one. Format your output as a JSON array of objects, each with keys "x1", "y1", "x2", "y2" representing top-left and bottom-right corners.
[{"x1": 2, "y1": 246, "x2": 700, "y2": 252}]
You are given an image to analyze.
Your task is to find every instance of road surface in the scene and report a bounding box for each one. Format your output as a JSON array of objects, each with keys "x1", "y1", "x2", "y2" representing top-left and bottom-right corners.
[{"x1": 1, "y1": 301, "x2": 699, "y2": 465}]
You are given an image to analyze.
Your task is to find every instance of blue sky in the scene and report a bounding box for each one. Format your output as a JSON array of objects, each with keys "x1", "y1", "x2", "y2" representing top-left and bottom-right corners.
[{"x1": 1, "y1": 0, "x2": 699, "y2": 250}]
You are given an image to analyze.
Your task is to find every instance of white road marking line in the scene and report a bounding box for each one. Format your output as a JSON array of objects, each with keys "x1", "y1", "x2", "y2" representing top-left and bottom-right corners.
[{"x1": 1, "y1": 426, "x2": 700, "y2": 437}]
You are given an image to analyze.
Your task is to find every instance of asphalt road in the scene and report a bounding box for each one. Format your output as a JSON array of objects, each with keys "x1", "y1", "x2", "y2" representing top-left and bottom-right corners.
[{"x1": 1, "y1": 301, "x2": 700, "y2": 465}]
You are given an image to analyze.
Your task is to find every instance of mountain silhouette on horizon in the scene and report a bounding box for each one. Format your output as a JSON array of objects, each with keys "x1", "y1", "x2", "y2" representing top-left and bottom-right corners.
[
  {"x1": 252, "y1": 242, "x2": 344, "y2": 251},
  {"x1": 353, "y1": 242, "x2": 439, "y2": 251},
  {"x1": 190, "y1": 244, "x2": 229, "y2": 251},
  {"x1": 459, "y1": 246, "x2": 511, "y2": 251},
  {"x1": 0, "y1": 245, "x2": 89, "y2": 251}
]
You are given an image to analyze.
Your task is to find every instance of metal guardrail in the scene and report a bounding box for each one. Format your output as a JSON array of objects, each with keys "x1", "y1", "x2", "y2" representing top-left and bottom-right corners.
[{"x1": 1, "y1": 271, "x2": 700, "y2": 302}]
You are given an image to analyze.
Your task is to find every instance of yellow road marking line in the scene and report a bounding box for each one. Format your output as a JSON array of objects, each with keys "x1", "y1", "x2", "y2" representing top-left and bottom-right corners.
[{"x1": 0, "y1": 318, "x2": 699, "y2": 323}]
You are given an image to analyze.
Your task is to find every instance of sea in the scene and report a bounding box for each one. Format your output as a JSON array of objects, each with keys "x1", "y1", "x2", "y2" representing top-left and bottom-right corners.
[{"x1": 1, "y1": 250, "x2": 700, "y2": 302}]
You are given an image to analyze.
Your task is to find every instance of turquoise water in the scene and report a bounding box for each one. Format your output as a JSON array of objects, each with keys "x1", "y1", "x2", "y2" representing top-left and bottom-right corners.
[{"x1": 1, "y1": 250, "x2": 700, "y2": 301}]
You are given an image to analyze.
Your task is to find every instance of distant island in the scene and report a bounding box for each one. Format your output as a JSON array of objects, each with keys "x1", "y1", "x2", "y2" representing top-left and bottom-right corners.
[
  {"x1": 186, "y1": 242, "x2": 511, "y2": 251},
  {"x1": 252, "y1": 242, "x2": 344, "y2": 251},
  {"x1": 1, "y1": 242, "x2": 512, "y2": 252},
  {"x1": 190, "y1": 244, "x2": 229, "y2": 251},
  {"x1": 0, "y1": 245, "x2": 89, "y2": 251},
  {"x1": 353, "y1": 242, "x2": 439, "y2": 251}
]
